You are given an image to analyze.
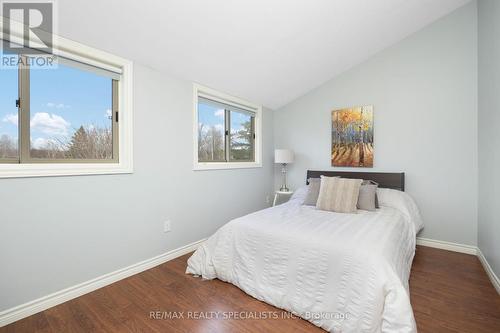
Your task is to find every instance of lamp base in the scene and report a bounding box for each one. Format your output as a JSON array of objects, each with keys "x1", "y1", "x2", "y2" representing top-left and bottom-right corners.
[{"x1": 280, "y1": 163, "x2": 290, "y2": 192}]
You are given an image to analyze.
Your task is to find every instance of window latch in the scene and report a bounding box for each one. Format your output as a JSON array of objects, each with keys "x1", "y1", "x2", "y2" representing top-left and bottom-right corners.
[
  {"x1": 115, "y1": 111, "x2": 119, "y2": 122},
  {"x1": 16, "y1": 99, "x2": 20, "y2": 108},
  {"x1": 225, "y1": 130, "x2": 229, "y2": 136}
]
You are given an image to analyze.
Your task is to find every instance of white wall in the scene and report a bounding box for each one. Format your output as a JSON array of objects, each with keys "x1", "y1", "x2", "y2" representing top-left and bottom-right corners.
[
  {"x1": 273, "y1": 2, "x2": 478, "y2": 245},
  {"x1": 0, "y1": 64, "x2": 275, "y2": 311},
  {"x1": 478, "y1": 0, "x2": 500, "y2": 277}
]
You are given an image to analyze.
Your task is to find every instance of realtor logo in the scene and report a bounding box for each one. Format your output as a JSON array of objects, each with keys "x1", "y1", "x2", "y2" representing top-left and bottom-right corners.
[{"x1": 2, "y1": 1, "x2": 53, "y2": 54}]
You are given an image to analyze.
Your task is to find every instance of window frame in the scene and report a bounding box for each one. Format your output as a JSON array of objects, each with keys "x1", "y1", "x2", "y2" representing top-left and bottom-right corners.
[
  {"x1": 0, "y1": 17, "x2": 133, "y2": 178},
  {"x1": 193, "y1": 84, "x2": 262, "y2": 170}
]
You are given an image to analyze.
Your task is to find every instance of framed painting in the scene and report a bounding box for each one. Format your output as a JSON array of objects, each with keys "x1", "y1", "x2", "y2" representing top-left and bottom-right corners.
[{"x1": 331, "y1": 105, "x2": 373, "y2": 167}]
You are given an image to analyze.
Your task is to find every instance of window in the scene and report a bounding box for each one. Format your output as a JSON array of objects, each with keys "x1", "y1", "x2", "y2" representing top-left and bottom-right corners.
[
  {"x1": 194, "y1": 84, "x2": 262, "y2": 170},
  {"x1": 197, "y1": 97, "x2": 255, "y2": 163},
  {"x1": 27, "y1": 58, "x2": 117, "y2": 162},
  {"x1": 1, "y1": 55, "x2": 118, "y2": 162},
  {"x1": 0, "y1": 35, "x2": 133, "y2": 178},
  {"x1": 0, "y1": 51, "x2": 18, "y2": 161}
]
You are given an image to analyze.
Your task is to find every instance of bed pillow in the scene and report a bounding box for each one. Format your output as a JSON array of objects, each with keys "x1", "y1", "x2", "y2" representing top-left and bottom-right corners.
[
  {"x1": 357, "y1": 181, "x2": 378, "y2": 211},
  {"x1": 362, "y1": 180, "x2": 380, "y2": 208},
  {"x1": 303, "y1": 178, "x2": 321, "y2": 205},
  {"x1": 377, "y1": 188, "x2": 424, "y2": 233},
  {"x1": 316, "y1": 176, "x2": 363, "y2": 213},
  {"x1": 303, "y1": 177, "x2": 339, "y2": 206},
  {"x1": 289, "y1": 185, "x2": 309, "y2": 202}
]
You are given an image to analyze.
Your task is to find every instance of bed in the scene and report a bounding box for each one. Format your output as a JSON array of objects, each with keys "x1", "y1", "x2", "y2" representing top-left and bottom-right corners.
[{"x1": 186, "y1": 171, "x2": 423, "y2": 333}]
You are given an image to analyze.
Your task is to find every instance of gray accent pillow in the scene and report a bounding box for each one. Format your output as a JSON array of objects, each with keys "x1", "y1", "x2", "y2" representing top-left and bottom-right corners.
[
  {"x1": 303, "y1": 176, "x2": 340, "y2": 206},
  {"x1": 357, "y1": 180, "x2": 379, "y2": 211},
  {"x1": 303, "y1": 178, "x2": 321, "y2": 205},
  {"x1": 365, "y1": 180, "x2": 380, "y2": 208}
]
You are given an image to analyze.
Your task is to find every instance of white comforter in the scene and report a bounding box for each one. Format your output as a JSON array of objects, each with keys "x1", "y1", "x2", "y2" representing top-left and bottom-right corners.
[{"x1": 186, "y1": 187, "x2": 423, "y2": 333}]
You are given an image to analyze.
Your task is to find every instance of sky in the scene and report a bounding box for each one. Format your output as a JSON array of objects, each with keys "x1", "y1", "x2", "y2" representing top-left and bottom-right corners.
[
  {"x1": 0, "y1": 52, "x2": 112, "y2": 150},
  {"x1": 198, "y1": 101, "x2": 250, "y2": 136}
]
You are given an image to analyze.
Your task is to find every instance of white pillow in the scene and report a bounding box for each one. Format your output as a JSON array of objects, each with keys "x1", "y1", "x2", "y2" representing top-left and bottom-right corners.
[
  {"x1": 316, "y1": 176, "x2": 363, "y2": 213},
  {"x1": 289, "y1": 185, "x2": 309, "y2": 202},
  {"x1": 377, "y1": 188, "x2": 424, "y2": 233}
]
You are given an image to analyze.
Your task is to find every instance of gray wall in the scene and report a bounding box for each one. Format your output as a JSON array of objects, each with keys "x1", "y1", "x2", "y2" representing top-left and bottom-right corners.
[
  {"x1": 0, "y1": 64, "x2": 275, "y2": 311},
  {"x1": 478, "y1": 0, "x2": 500, "y2": 277},
  {"x1": 273, "y1": 2, "x2": 478, "y2": 245}
]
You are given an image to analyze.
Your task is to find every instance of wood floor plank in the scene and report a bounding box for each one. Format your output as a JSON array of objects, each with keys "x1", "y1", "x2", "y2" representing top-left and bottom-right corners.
[{"x1": 2, "y1": 246, "x2": 499, "y2": 332}]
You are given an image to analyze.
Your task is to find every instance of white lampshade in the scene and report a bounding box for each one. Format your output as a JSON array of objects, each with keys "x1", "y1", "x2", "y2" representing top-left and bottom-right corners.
[{"x1": 275, "y1": 149, "x2": 294, "y2": 164}]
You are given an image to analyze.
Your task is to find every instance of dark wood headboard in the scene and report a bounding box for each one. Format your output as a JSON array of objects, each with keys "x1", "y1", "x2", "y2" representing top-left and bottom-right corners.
[{"x1": 306, "y1": 170, "x2": 405, "y2": 191}]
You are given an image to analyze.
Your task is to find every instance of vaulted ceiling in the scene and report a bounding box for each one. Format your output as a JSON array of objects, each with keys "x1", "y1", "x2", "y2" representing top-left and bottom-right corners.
[{"x1": 57, "y1": 0, "x2": 471, "y2": 109}]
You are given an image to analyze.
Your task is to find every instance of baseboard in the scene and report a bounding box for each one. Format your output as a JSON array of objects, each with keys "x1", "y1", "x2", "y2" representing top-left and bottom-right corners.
[
  {"x1": 0, "y1": 238, "x2": 206, "y2": 328},
  {"x1": 416, "y1": 237, "x2": 477, "y2": 255},
  {"x1": 477, "y1": 248, "x2": 500, "y2": 294}
]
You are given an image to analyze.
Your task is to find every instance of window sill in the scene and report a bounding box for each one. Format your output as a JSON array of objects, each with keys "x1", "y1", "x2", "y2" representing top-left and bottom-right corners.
[
  {"x1": 193, "y1": 161, "x2": 262, "y2": 171},
  {"x1": 0, "y1": 163, "x2": 133, "y2": 179}
]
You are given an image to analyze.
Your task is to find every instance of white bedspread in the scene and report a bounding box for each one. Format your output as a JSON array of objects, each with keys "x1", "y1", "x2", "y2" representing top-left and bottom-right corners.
[{"x1": 186, "y1": 187, "x2": 422, "y2": 333}]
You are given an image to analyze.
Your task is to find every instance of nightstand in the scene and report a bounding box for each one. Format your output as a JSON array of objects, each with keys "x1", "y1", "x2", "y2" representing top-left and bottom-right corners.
[{"x1": 273, "y1": 190, "x2": 294, "y2": 206}]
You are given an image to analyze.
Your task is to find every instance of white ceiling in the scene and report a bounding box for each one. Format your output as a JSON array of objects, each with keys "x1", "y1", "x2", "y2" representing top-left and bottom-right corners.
[{"x1": 56, "y1": 0, "x2": 471, "y2": 109}]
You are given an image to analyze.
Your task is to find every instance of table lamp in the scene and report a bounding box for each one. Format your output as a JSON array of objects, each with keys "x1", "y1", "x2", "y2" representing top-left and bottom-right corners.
[{"x1": 274, "y1": 149, "x2": 294, "y2": 192}]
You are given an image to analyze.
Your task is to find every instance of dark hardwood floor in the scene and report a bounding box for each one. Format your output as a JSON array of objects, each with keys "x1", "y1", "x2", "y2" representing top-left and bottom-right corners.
[
  {"x1": 2, "y1": 246, "x2": 499, "y2": 333},
  {"x1": 410, "y1": 246, "x2": 500, "y2": 332}
]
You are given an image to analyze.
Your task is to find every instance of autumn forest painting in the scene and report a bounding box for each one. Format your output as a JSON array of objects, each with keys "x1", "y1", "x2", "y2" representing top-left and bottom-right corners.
[{"x1": 332, "y1": 106, "x2": 374, "y2": 167}]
